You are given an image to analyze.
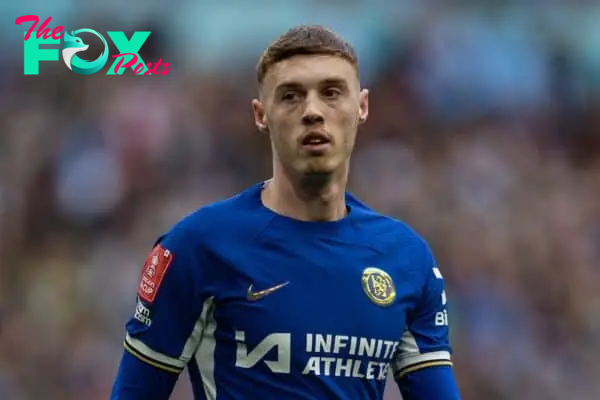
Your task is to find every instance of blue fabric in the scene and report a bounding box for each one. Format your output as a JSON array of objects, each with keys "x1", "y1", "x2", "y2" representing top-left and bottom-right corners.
[{"x1": 397, "y1": 365, "x2": 461, "y2": 400}]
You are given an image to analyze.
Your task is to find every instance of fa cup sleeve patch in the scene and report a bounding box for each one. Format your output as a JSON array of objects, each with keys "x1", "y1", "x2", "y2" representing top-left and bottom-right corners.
[{"x1": 137, "y1": 244, "x2": 174, "y2": 303}]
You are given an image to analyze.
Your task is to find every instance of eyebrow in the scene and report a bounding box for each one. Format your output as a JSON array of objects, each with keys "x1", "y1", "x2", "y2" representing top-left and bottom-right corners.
[
  {"x1": 274, "y1": 78, "x2": 349, "y2": 93},
  {"x1": 275, "y1": 81, "x2": 303, "y2": 92},
  {"x1": 320, "y1": 78, "x2": 348, "y2": 87}
]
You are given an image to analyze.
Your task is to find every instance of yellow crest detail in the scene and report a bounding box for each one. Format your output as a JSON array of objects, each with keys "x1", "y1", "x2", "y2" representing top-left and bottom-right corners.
[{"x1": 361, "y1": 267, "x2": 396, "y2": 306}]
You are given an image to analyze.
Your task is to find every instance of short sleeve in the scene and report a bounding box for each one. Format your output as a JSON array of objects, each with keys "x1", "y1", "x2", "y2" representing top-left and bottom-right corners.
[
  {"x1": 123, "y1": 227, "x2": 213, "y2": 374},
  {"x1": 392, "y1": 243, "x2": 453, "y2": 380}
]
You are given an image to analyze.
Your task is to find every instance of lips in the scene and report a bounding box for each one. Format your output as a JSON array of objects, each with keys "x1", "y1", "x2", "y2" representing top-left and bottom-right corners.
[{"x1": 301, "y1": 131, "x2": 331, "y2": 146}]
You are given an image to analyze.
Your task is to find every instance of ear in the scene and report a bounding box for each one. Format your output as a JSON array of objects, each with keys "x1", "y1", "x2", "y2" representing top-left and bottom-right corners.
[
  {"x1": 358, "y1": 88, "x2": 369, "y2": 125},
  {"x1": 252, "y1": 98, "x2": 269, "y2": 133}
]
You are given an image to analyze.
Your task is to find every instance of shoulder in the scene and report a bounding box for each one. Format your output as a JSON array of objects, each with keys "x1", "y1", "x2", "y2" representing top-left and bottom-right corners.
[
  {"x1": 347, "y1": 193, "x2": 434, "y2": 269},
  {"x1": 158, "y1": 183, "x2": 271, "y2": 249}
]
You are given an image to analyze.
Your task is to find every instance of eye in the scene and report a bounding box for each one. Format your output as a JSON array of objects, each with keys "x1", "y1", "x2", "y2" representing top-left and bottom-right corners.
[
  {"x1": 323, "y1": 87, "x2": 342, "y2": 99},
  {"x1": 281, "y1": 91, "x2": 299, "y2": 102}
]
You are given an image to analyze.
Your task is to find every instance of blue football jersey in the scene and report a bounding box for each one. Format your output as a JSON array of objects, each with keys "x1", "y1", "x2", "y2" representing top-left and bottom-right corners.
[{"x1": 123, "y1": 182, "x2": 453, "y2": 399}]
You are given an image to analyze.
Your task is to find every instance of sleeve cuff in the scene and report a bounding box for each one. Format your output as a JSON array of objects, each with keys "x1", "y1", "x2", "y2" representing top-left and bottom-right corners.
[
  {"x1": 393, "y1": 350, "x2": 452, "y2": 380},
  {"x1": 124, "y1": 334, "x2": 186, "y2": 374}
]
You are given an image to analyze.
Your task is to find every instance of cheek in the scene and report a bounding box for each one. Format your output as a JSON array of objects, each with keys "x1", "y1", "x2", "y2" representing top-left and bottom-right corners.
[
  {"x1": 333, "y1": 110, "x2": 359, "y2": 150},
  {"x1": 275, "y1": 117, "x2": 296, "y2": 133},
  {"x1": 333, "y1": 101, "x2": 358, "y2": 123},
  {"x1": 271, "y1": 113, "x2": 302, "y2": 142},
  {"x1": 269, "y1": 109, "x2": 296, "y2": 131},
  {"x1": 333, "y1": 109, "x2": 358, "y2": 135},
  {"x1": 270, "y1": 122, "x2": 297, "y2": 154}
]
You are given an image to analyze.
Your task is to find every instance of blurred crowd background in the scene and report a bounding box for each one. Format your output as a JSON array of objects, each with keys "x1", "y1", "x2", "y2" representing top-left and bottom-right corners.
[{"x1": 2, "y1": 1, "x2": 600, "y2": 399}]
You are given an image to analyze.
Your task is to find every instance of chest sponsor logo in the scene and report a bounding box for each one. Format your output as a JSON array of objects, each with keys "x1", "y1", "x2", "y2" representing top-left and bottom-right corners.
[{"x1": 235, "y1": 331, "x2": 397, "y2": 381}]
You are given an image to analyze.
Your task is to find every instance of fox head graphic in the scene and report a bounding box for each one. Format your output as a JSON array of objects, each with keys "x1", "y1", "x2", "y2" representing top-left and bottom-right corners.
[
  {"x1": 61, "y1": 29, "x2": 109, "y2": 75},
  {"x1": 62, "y1": 31, "x2": 89, "y2": 70}
]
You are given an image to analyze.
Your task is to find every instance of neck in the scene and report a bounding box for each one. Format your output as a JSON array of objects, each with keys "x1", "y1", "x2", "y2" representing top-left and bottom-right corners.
[{"x1": 262, "y1": 164, "x2": 349, "y2": 222}]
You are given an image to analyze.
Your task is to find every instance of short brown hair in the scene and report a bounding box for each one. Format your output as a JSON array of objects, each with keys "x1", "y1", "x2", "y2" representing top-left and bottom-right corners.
[{"x1": 257, "y1": 25, "x2": 358, "y2": 85}]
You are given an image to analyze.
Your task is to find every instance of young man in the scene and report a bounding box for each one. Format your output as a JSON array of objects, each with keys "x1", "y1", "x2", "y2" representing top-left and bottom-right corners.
[{"x1": 110, "y1": 25, "x2": 461, "y2": 399}]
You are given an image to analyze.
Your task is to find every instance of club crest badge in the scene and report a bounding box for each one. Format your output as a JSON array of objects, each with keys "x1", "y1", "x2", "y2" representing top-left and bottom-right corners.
[{"x1": 361, "y1": 267, "x2": 396, "y2": 306}]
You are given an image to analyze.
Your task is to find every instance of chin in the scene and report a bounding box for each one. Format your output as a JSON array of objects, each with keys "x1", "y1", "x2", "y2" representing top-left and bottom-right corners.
[{"x1": 299, "y1": 159, "x2": 339, "y2": 175}]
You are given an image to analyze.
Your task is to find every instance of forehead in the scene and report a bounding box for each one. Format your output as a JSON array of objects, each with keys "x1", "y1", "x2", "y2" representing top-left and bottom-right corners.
[{"x1": 263, "y1": 55, "x2": 358, "y2": 90}]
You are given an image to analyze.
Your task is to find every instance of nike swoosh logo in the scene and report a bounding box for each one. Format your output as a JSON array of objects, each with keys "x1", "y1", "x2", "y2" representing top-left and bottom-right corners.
[{"x1": 247, "y1": 281, "x2": 290, "y2": 301}]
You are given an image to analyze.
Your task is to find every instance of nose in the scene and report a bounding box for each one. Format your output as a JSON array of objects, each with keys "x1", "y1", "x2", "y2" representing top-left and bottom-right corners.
[{"x1": 301, "y1": 93, "x2": 324, "y2": 126}]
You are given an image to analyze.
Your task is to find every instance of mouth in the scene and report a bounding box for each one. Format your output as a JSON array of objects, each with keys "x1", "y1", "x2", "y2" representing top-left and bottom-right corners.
[{"x1": 300, "y1": 131, "x2": 332, "y2": 153}]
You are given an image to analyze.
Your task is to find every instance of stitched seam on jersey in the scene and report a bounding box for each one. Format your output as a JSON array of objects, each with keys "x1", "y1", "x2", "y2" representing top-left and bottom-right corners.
[
  {"x1": 177, "y1": 225, "x2": 214, "y2": 298},
  {"x1": 343, "y1": 213, "x2": 388, "y2": 255},
  {"x1": 248, "y1": 213, "x2": 281, "y2": 246},
  {"x1": 405, "y1": 240, "x2": 433, "y2": 318}
]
